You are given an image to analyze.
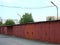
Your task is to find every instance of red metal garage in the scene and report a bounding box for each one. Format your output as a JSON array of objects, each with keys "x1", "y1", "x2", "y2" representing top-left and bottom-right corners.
[{"x1": 7, "y1": 26, "x2": 13, "y2": 36}]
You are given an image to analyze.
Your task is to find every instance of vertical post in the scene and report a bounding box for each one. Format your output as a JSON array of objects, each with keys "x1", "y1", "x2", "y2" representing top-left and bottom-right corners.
[
  {"x1": 17, "y1": 13, "x2": 21, "y2": 24},
  {"x1": 57, "y1": 7, "x2": 58, "y2": 20},
  {"x1": 51, "y1": 1, "x2": 58, "y2": 20}
]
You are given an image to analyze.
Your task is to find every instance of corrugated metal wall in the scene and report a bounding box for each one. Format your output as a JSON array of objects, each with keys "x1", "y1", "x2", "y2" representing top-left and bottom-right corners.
[
  {"x1": 25, "y1": 24, "x2": 34, "y2": 39},
  {"x1": 0, "y1": 21, "x2": 60, "y2": 43}
]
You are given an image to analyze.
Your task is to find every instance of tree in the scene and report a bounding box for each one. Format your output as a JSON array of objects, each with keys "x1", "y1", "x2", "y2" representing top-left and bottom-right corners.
[
  {"x1": 4, "y1": 19, "x2": 15, "y2": 26},
  {"x1": 0, "y1": 22, "x2": 2, "y2": 26},
  {"x1": 46, "y1": 16, "x2": 55, "y2": 21},
  {"x1": 19, "y1": 13, "x2": 34, "y2": 24},
  {"x1": 0, "y1": 17, "x2": 3, "y2": 26}
]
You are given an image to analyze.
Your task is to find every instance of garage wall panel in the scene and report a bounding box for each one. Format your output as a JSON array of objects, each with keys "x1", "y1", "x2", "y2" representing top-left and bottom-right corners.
[
  {"x1": 49, "y1": 22, "x2": 55, "y2": 43},
  {"x1": 34, "y1": 23, "x2": 40, "y2": 40},
  {"x1": 4, "y1": 27, "x2": 7, "y2": 35},
  {"x1": 54, "y1": 21, "x2": 60, "y2": 43}
]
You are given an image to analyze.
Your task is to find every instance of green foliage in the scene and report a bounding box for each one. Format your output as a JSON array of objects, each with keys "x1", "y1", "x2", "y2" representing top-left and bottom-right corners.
[
  {"x1": 20, "y1": 13, "x2": 34, "y2": 24},
  {"x1": 48, "y1": 17, "x2": 52, "y2": 21},
  {"x1": 47, "y1": 16, "x2": 55, "y2": 21},
  {"x1": 4, "y1": 19, "x2": 15, "y2": 26},
  {"x1": 0, "y1": 22, "x2": 2, "y2": 26}
]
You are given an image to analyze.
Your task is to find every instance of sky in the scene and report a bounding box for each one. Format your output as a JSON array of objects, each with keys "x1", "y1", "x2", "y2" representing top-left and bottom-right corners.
[{"x1": 0, "y1": 0, "x2": 60, "y2": 23}]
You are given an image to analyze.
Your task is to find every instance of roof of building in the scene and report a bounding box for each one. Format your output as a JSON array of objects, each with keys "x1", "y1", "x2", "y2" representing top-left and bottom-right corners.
[{"x1": 0, "y1": 20, "x2": 59, "y2": 27}]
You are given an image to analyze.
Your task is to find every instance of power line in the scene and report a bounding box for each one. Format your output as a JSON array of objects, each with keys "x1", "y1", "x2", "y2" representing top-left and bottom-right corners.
[{"x1": 0, "y1": 5, "x2": 54, "y2": 9}]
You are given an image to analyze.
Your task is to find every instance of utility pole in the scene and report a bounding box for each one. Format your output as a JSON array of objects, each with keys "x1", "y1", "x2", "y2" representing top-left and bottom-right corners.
[
  {"x1": 51, "y1": 1, "x2": 58, "y2": 20},
  {"x1": 17, "y1": 13, "x2": 21, "y2": 19},
  {"x1": 17, "y1": 13, "x2": 22, "y2": 24}
]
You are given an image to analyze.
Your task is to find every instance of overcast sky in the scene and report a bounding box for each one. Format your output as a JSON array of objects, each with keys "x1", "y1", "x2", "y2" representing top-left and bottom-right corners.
[{"x1": 0, "y1": 0, "x2": 60, "y2": 22}]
